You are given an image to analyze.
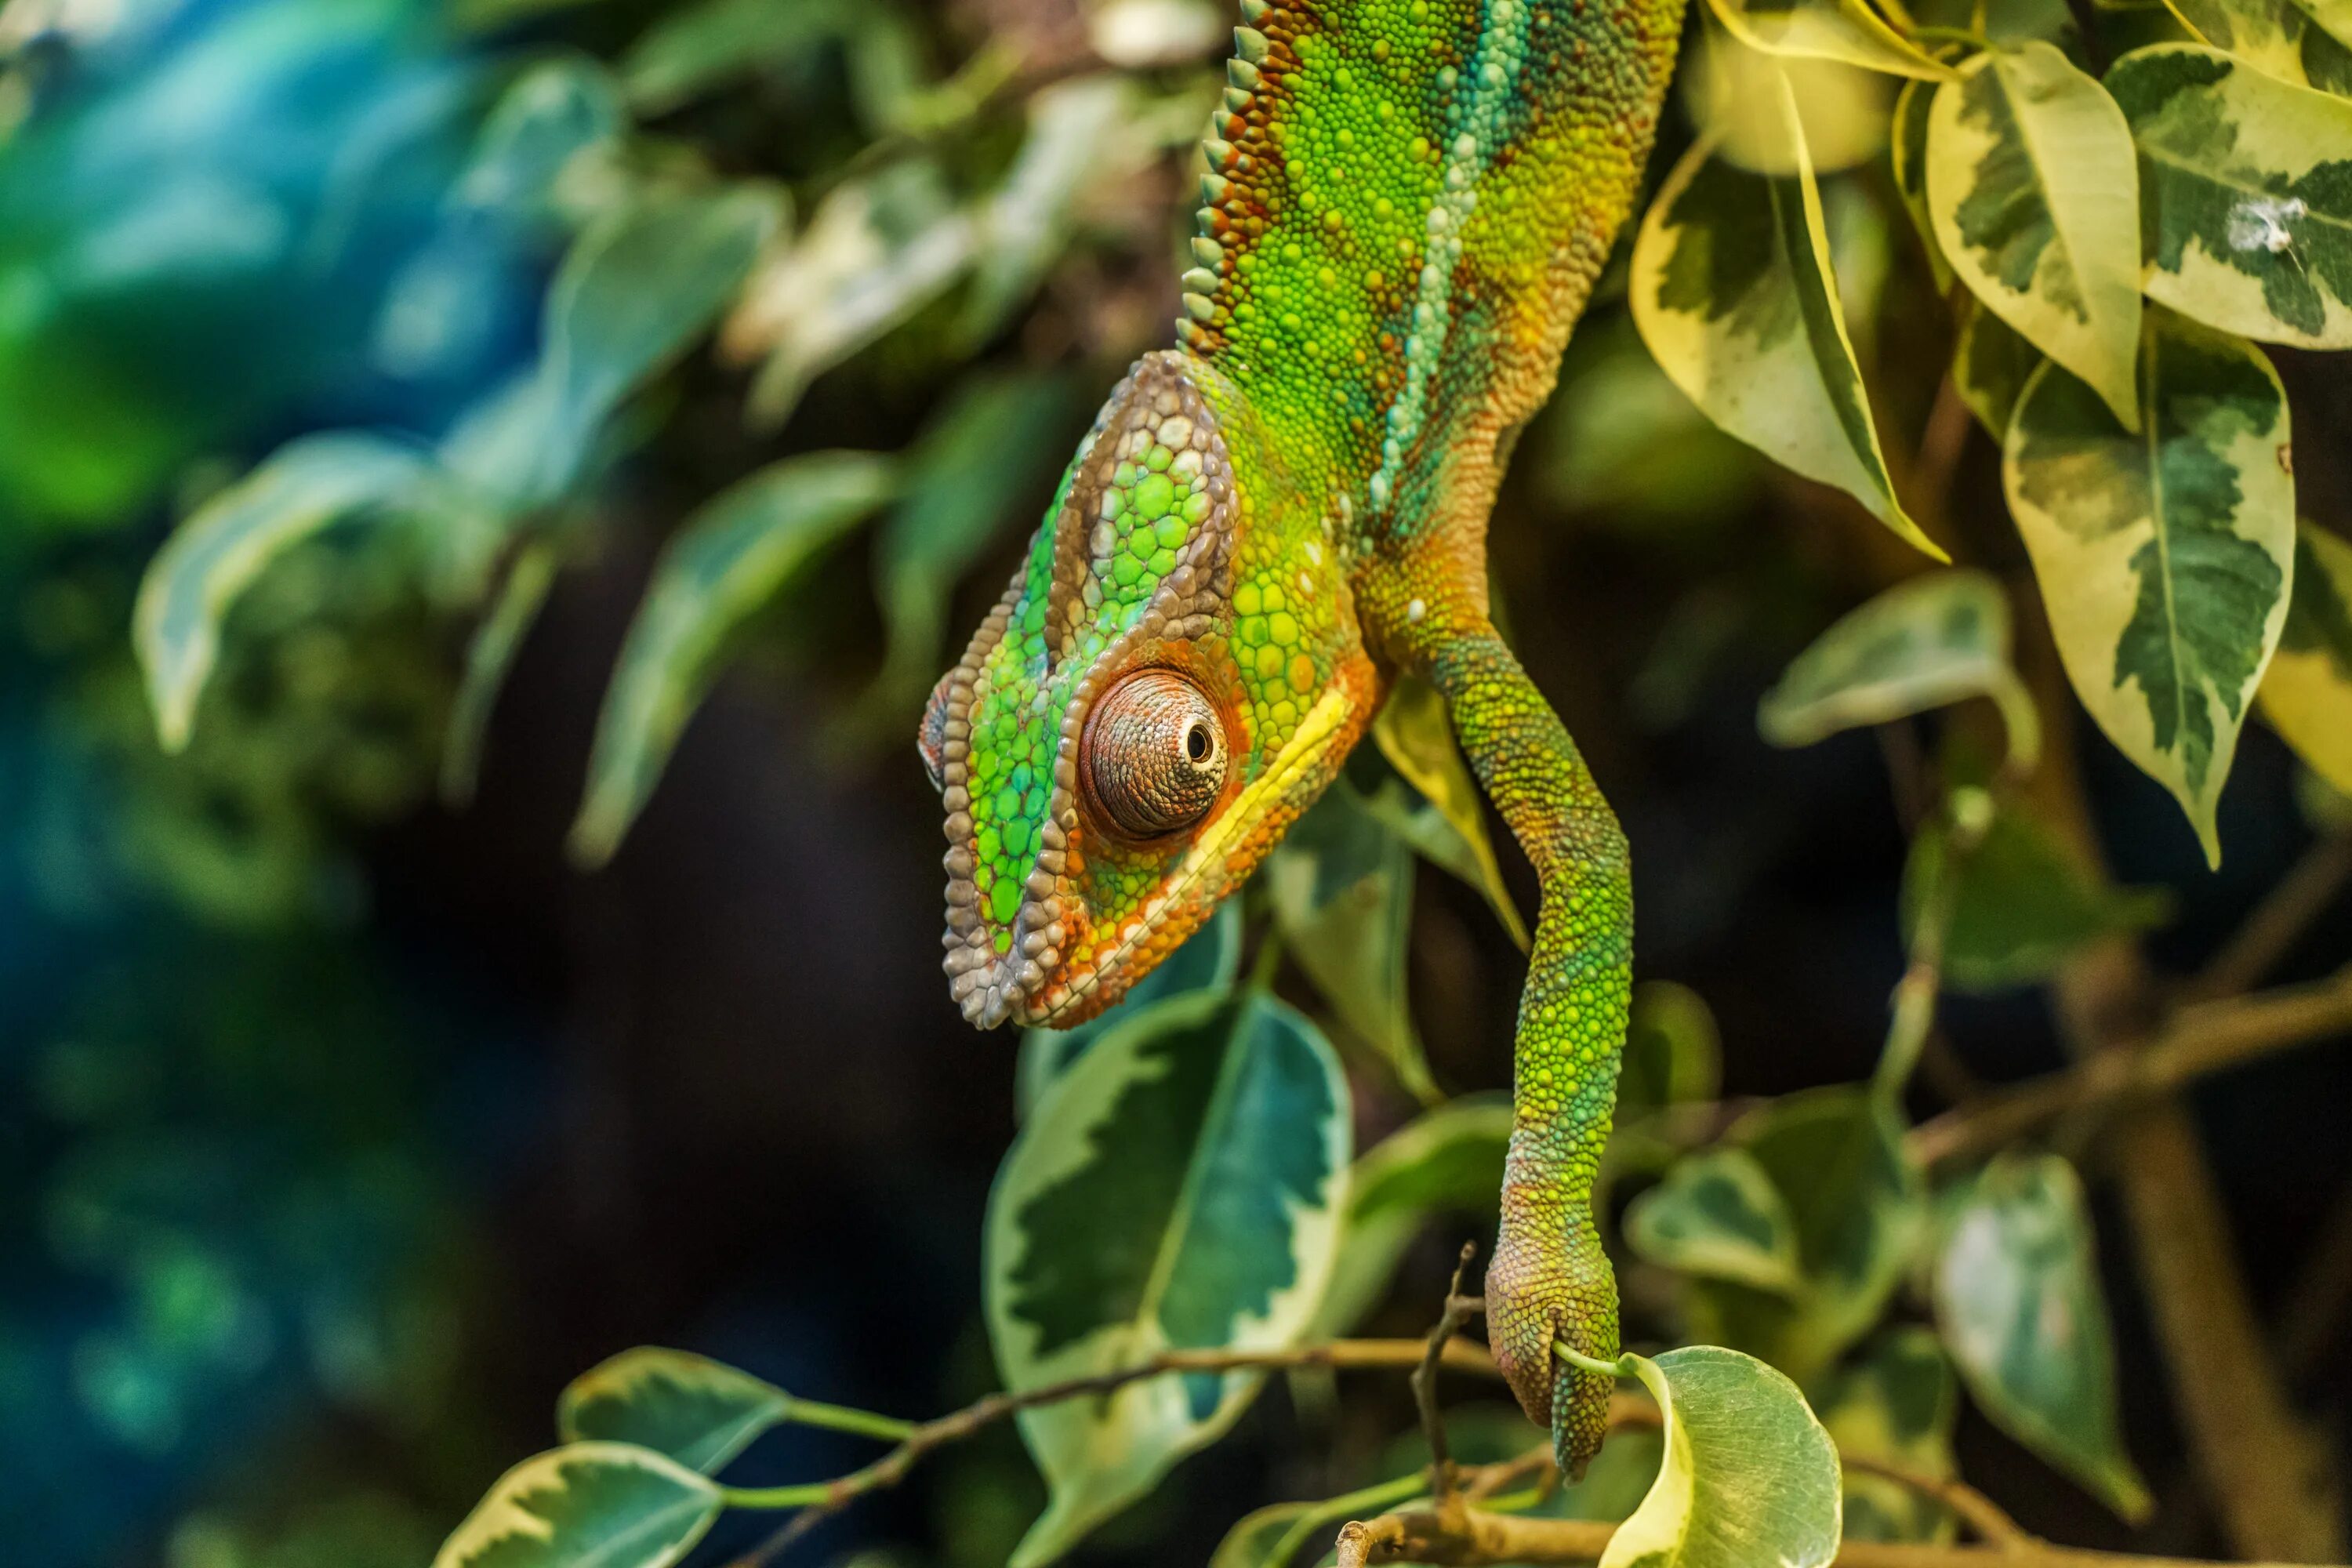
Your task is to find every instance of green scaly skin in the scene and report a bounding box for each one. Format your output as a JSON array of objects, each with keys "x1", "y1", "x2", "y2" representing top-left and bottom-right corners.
[{"x1": 927, "y1": 0, "x2": 1681, "y2": 1472}]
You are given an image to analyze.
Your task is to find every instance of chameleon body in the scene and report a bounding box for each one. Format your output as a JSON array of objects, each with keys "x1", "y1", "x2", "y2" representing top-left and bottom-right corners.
[{"x1": 924, "y1": 0, "x2": 1682, "y2": 1469}]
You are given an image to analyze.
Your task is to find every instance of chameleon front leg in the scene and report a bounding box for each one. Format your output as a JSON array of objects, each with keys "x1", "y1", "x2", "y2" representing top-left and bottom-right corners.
[{"x1": 1425, "y1": 619, "x2": 1632, "y2": 1475}]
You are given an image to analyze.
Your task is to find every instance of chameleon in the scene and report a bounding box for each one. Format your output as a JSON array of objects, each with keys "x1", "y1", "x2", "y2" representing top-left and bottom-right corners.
[{"x1": 920, "y1": 0, "x2": 1683, "y2": 1471}]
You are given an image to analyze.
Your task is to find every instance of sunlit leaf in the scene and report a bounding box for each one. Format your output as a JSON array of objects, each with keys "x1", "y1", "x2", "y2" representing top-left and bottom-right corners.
[
  {"x1": 729, "y1": 162, "x2": 977, "y2": 429},
  {"x1": 136, "y1": 433, "x2": 438, "y2": 753},
  {"x1": 1627, "y1": 1148, "x2": 1806, "y2": 1294},
  {"x1": 1266, "y1": 783, "x2": 1433, "y2": 1101},
  {"x1": 2258, "y1": 521, "x2": 2352, "y2": 794},
  {"x1": 1370, "y1": 675, "x2": 1529, "y2": 949},
  {"x1": 1760, "y1": 568, "x2": 2037, "y2": 766},
  {"x1": 986, "y1": 992, "x2": 1349, "y2": 1568},
  {"x1": 1014, "y1": 902, "x2": 1242, "y2": 1119},
  {"x1": 431, "y1": 1443, "x2": 720, "y2": 1568},
  {"x1": 961, "y1": 77, "x2": 1148, "y2": 341},
  {"x1": 1927, "y1": 43, "x2": 2144, "y2": 428},
  {"x1": 1936, "y1": 1153, "x2": 2152, "y2": 1520},
  {"x1": 572, "y1": 452, "x2": 898, "y2": 864},
  {"x1": 1690, "y1": 26, "x2": 1897, "y2": 174},
  {"x1": 1816, "y1": 1327, "x2": 1959, "y2": 1543},
  {"x1": 1903, "y1": 795, "x2": 2170, "y2": 989},
  {"x1": 1311, "y1": 1095, "x2": 1512, "y2": 1338},
  {"x1": 1601, "y1": 1346, "x2": 1843, "y2": 1568},
  {"x1": 2004, "y1": 307, "x2": 2295, "y2": 866},
  {"x1": 1892, "y1": 77, "x2": 1957, "y2": 291},
  {"x1": 2111, "y1": 44, "x2": 2352, "y2": 348},
  {"x1": 557, "y1": 1348, "x2": 790, "y2": 1474},
  {"x1": 2156, "y1": 0, "x2": 2352, "y2": 83},
  {"x1": 1632, "y1": 75, "x2": 1943, "y2": 558},
  {"x1": 442, "y1": 541, "x2": 559, "y2": 806},
  {"x1": 1702, "y1": 0, "x2": 1955, "y2": 79},
  {"x1": 1688, "y1": 1087, "x2": 1926, "y2": 1382},
  {"x1": 1953, "y1": 298, "x2": 2045, "y2": 438}
]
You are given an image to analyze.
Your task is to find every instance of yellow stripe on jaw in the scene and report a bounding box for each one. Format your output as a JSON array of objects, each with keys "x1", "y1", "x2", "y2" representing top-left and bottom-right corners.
[{"x1": 1033, "y1": 683, "x2": 1359, "y2": 1025}]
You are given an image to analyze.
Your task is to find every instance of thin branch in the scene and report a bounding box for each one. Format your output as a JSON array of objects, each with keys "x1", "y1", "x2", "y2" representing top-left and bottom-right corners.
[
  {"x1": 1414, "y1": 1245, "x2": 1483, "y2": 1501},
  {"x1": 2185, "y1": 830, "x2": 2352, "y2": 1003},
  {"x1": 1839, "y1": 1452, "x2": 2026, "y2": 1547},
  {"x1": 1907, "y1": 963, "x2": 2352, "y2": 1167}
]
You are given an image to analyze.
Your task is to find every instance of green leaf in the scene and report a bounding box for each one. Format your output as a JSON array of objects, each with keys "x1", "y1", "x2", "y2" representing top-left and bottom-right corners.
[
  {"x1": 1601, "y1": 1346, "x2": 1844, "y2": 1568},
  {"x1": 1688, "y1": 1087, "x2": 1926, "y2": 1382},
  {"x1": 2259, "y1": 521, "x2": 2352, "y2": 795},
  {"x1": 135, "y1": 433, "x2": 438, "y2": 753},
  {"x1": 986, "y1": 992, "x2": 1350, "y2": 1568},
  {"x1": 961, "y1": 77, "x2": 1149, "y2": 341},
  {"x1": 2003, "y1": 307, "x2": 2294, "y2": 866},
  {"x1": 2111, "y1": 44, "x2": 2352, "y2": 348},
  {"x1": 1701, "y1": 0, "x2": 1956, "y2": 79},
  {"x1": 1617, "y1": 981, "x2": 1725, "y2": 1127},
  {"x1": 871, "y1": 372, "x2": 1083, "y2": 711},
  {"x1": 1815, "y1": 1327, "x2": 1960, "y2": 1543},
  {"x1": 1632, "y1": 75, "x2": 1944, "y2": 559},
  {"x1": 453, "y1": 58, "x2": 623, "y2": 223},
  {"x1": 1014, "y1": 902, "x2": 1243, "y2": 1120},
  {"x1": 1370, "y1": 676, "x2": 1530, "y2": 949},
  {"x1": 1903, "y1": 795, "x2": 2170, "y2": 989},
  {"x1": 1627, "y1": 1149, "x2": 1807, "y2": 1294},
  {"x1": 2155, "y1": 0, "x2": 2352, "y2": 85},
  {"x1": 1265, "y1": 784, "x2": 1433, "y2": 1102},
  {"x1": 1927, "y1": 43, "x2": 2145, "y2": 429},
  {"x1": 619, "y1": 0, "x2": 848, "y2": 114},
  {"x1": 1953, "y1": 298, "x2": 2046, "y2": 439},
  {"x1": 442, "y1": 542, "x2": 560, "y2": 807},
  {"x1": 432, "y1": 1443, "x2": 721, "y2": 1568},
  {"x1": 1935, "y1": 1152, "x2": 2152, "y2": 1520},
  {"x1": 571, "y1": 452, "x2": 898, "y2": 864},
  {"x1": 557, "y1": 1348, "x2": 790, "y2": 1474},
  {"x1": 1312, "y1": 1096, "x2": 1512, "y2": 1338},
  {"x1": 1893, "y1": 78, "x2": 1958, "y2": 292},
  {"x1": 1759, "y1": 568, "x2": 2038, "y2": 766}
]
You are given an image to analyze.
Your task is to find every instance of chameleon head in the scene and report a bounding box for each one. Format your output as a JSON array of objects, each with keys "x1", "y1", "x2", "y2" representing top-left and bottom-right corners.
[{"x1": 921, "y1": 350, "x2": 1379, "y2": 1029}]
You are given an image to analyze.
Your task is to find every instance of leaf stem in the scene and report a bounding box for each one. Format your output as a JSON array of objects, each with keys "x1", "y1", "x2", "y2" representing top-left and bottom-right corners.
[
  {"x1": 720, "y1": 1483, "x2": 834, "y2": 1510},
  {"x1": 1552, "y1": 1340, "x2": 1629, "y2": 1381},
  {"x1": 782, "y1": 1398, "x2": 919, "y2": 1443}
]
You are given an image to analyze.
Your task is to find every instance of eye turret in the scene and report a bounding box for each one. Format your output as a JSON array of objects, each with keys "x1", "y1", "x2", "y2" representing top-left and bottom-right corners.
[{"x1": 1083, "y1": 670, "x2": 1227, "y2": 840}]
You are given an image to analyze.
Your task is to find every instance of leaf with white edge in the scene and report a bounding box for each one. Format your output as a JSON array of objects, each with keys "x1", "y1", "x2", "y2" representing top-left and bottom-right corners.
[
  {"x1": 432, "y1": 1443, "x2": 721, "y2": 1568},
  {"x1": 1702, "y1": 0, "x2": 1955, "y2": 80},
  {"x1": 2004, "y1": 307, "x2": 2294, "y2": 866},
  {"x1": 1893, "y1": 77, "x2": 1957, "y2": 291},
  {"x1": 1816, "y1": 1327, "x2": 1960, "y2": 1543},
  {"x1": 1936, "y1": 1153, "x2": 2152, "y2": 1520},
  {"x1": 1927, "y1": 43, "x2": 2145, "y2": 428},
  {"x1": 1311, "y1": 1095, "x2": 1512, "y2": 1338},
  {"x1": 1627, "y1": 1148, "x2": 1806, "y2": 1294},
  {"x1": 443, "y1": 542, "x2": 560, "y2": 807},
  {"x1": 1760, "y1": 569, "x2": 2036, "y2": 766},
  {"x1": 1632, "y1": 77, "x2": 1944, "y2": 559},
  {"x1": 2111, "y1": 44, "x2": 2352, "y2": 349},
  {"x1": 2161, "y1": 0, "x2": 2319, "y2": 79},
  {"x1": 557, "y1": 1348, "x2": 790, "y2": 1474},
  {"x1": 1370, "y1": 676, "x2": 1530, "y2": 949},
  {"x1": 136, "y1": 432, "x2": 437, "y2": 753},
  {"x1": 572, "y1": 452, "x2": 898, "y2": 864},
  {"x1": 1903, "y1": 794, "x2": 2170, "y2": 989},
  {"x1": 1954, "y1": 297, "x2": 2045, "y2": 439},
  {"x1": 987, "y1": 991, "x2": 1349, "y2": 1568},
  {"x1": 1600, "y1": 1346, "x2": 1844, "y2": 1568},
  {"x1": 1265, "y1": 783, "x2": 1433, "y2": 1102},
  {"x1": 2259, "y1": 521, "x2": 2352, "y2": 794},
  {"x1": 1688, "y1": 1087, "x2": 1927, "y2": 1382},
  {"x1": 1014, "y1": 902, "x2": 1242, "y2": 1119}
]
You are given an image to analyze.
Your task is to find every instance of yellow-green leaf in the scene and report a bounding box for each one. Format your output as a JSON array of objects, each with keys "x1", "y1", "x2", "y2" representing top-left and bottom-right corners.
[
  {"x1": 1632, "y1": 72, "x2": 1944, "y2": 559},
  {"x1": 572, "y1": 452, "x2": 898, "y2": 864},
  {"x1": 1312, "y1": 1096, "x2": 1511, "y2": 1338},
  {"x1": 1371, "y1": 675, "x2": 1529, "y2": 949},
  {"x1": 1601, "y1": 1346, "x2": 1844, "y2": 1568},
  {"x1": 1626, "y1": 1148, "x2": 1807, "y2": 1294},
  {"x1": 2003, "y1": 308, "x2": 2294, "y2": 866},
  {"x1": 1936, "y1": 1153, "x2": 2152, "y2": 1520},
  {"x1": 2111, "y1": 44, "x2": 2352, "y2": 348},
  {"x1": 1893, "y1": 77, "x2": 1957, "y2": 291},
  {"x1": 2155, "y1": 0, "x2": 2352, "y2": 83},
  {"x1": 135, "y1": 433, "x2": 437, "y2": 753},
  {"x1": 1953, "y1": 297, "x2": 2045, "y2": 438},
  {"x1": 1703, "y1": 0, "x2": 1955, "y2": 79},
  {"x1": 1927, "y1": 43, "x2": 2144, "y2": 429},
  {"x1": 557, "y1": 1348, "x2": 790, "y2": 1474},
  {"x1": 433, "y1": 1443, "x2": 721, "y2": 1568},
  {"x1": 2258, "y1": 521, "x2": 2352, "y2": 794},
  {"x1": 442, "y1": 541, "x2": 560, "y2": 807}
]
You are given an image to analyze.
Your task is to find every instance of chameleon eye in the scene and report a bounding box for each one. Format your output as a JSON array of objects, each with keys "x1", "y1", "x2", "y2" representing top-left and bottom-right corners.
[{"x1": 1083, "y1": 670, "x2": 1227, "y2": 840}]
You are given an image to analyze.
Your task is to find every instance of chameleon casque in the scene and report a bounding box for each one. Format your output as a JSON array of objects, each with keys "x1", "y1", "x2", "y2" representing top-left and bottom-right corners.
[{"x1": 920, "y1": 0, "x2": 1684, "y2": 1470}]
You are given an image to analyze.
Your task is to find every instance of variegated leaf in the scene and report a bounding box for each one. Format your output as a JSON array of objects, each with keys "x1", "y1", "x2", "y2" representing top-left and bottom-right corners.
[
  {"x1": 1953, "y1": 297, "x2": 2045, "y2": 437},
  {"x1": 432, "y1": 1443, "x2": 720, "y2": 1568},
  {"x1": 557, "y1": 1348, "x2": 790, "y2": 1473},
  {"x1": 2258, "y1": 521, "x2": 2352, "y2": 794},
  {"x1": 2111, "y1": 44, "x2": 2352, "y2": 348},
  {"x1": 1702, "y1": 0, "x2": 1955, "y2": 79},
  {"x1": 2004, "y1": 307, "x2": 2294, "y2": 865},
  {"x1": 1626, "y1": 1148, "x2": 1807, "y2": 1294},
  {"x1": 1816, "y1": 1329, "x2": 1961, "y2": 1543},
  {"x1": 1632, "y1": 72, "x2": 1944, "y2": 558},
  {"x1": 1927, "y1": 43, "x2": 2144, "y2": 428},
  {"x1": 1893, "y1": 78, "x2": 1956, "y2": 290}
]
